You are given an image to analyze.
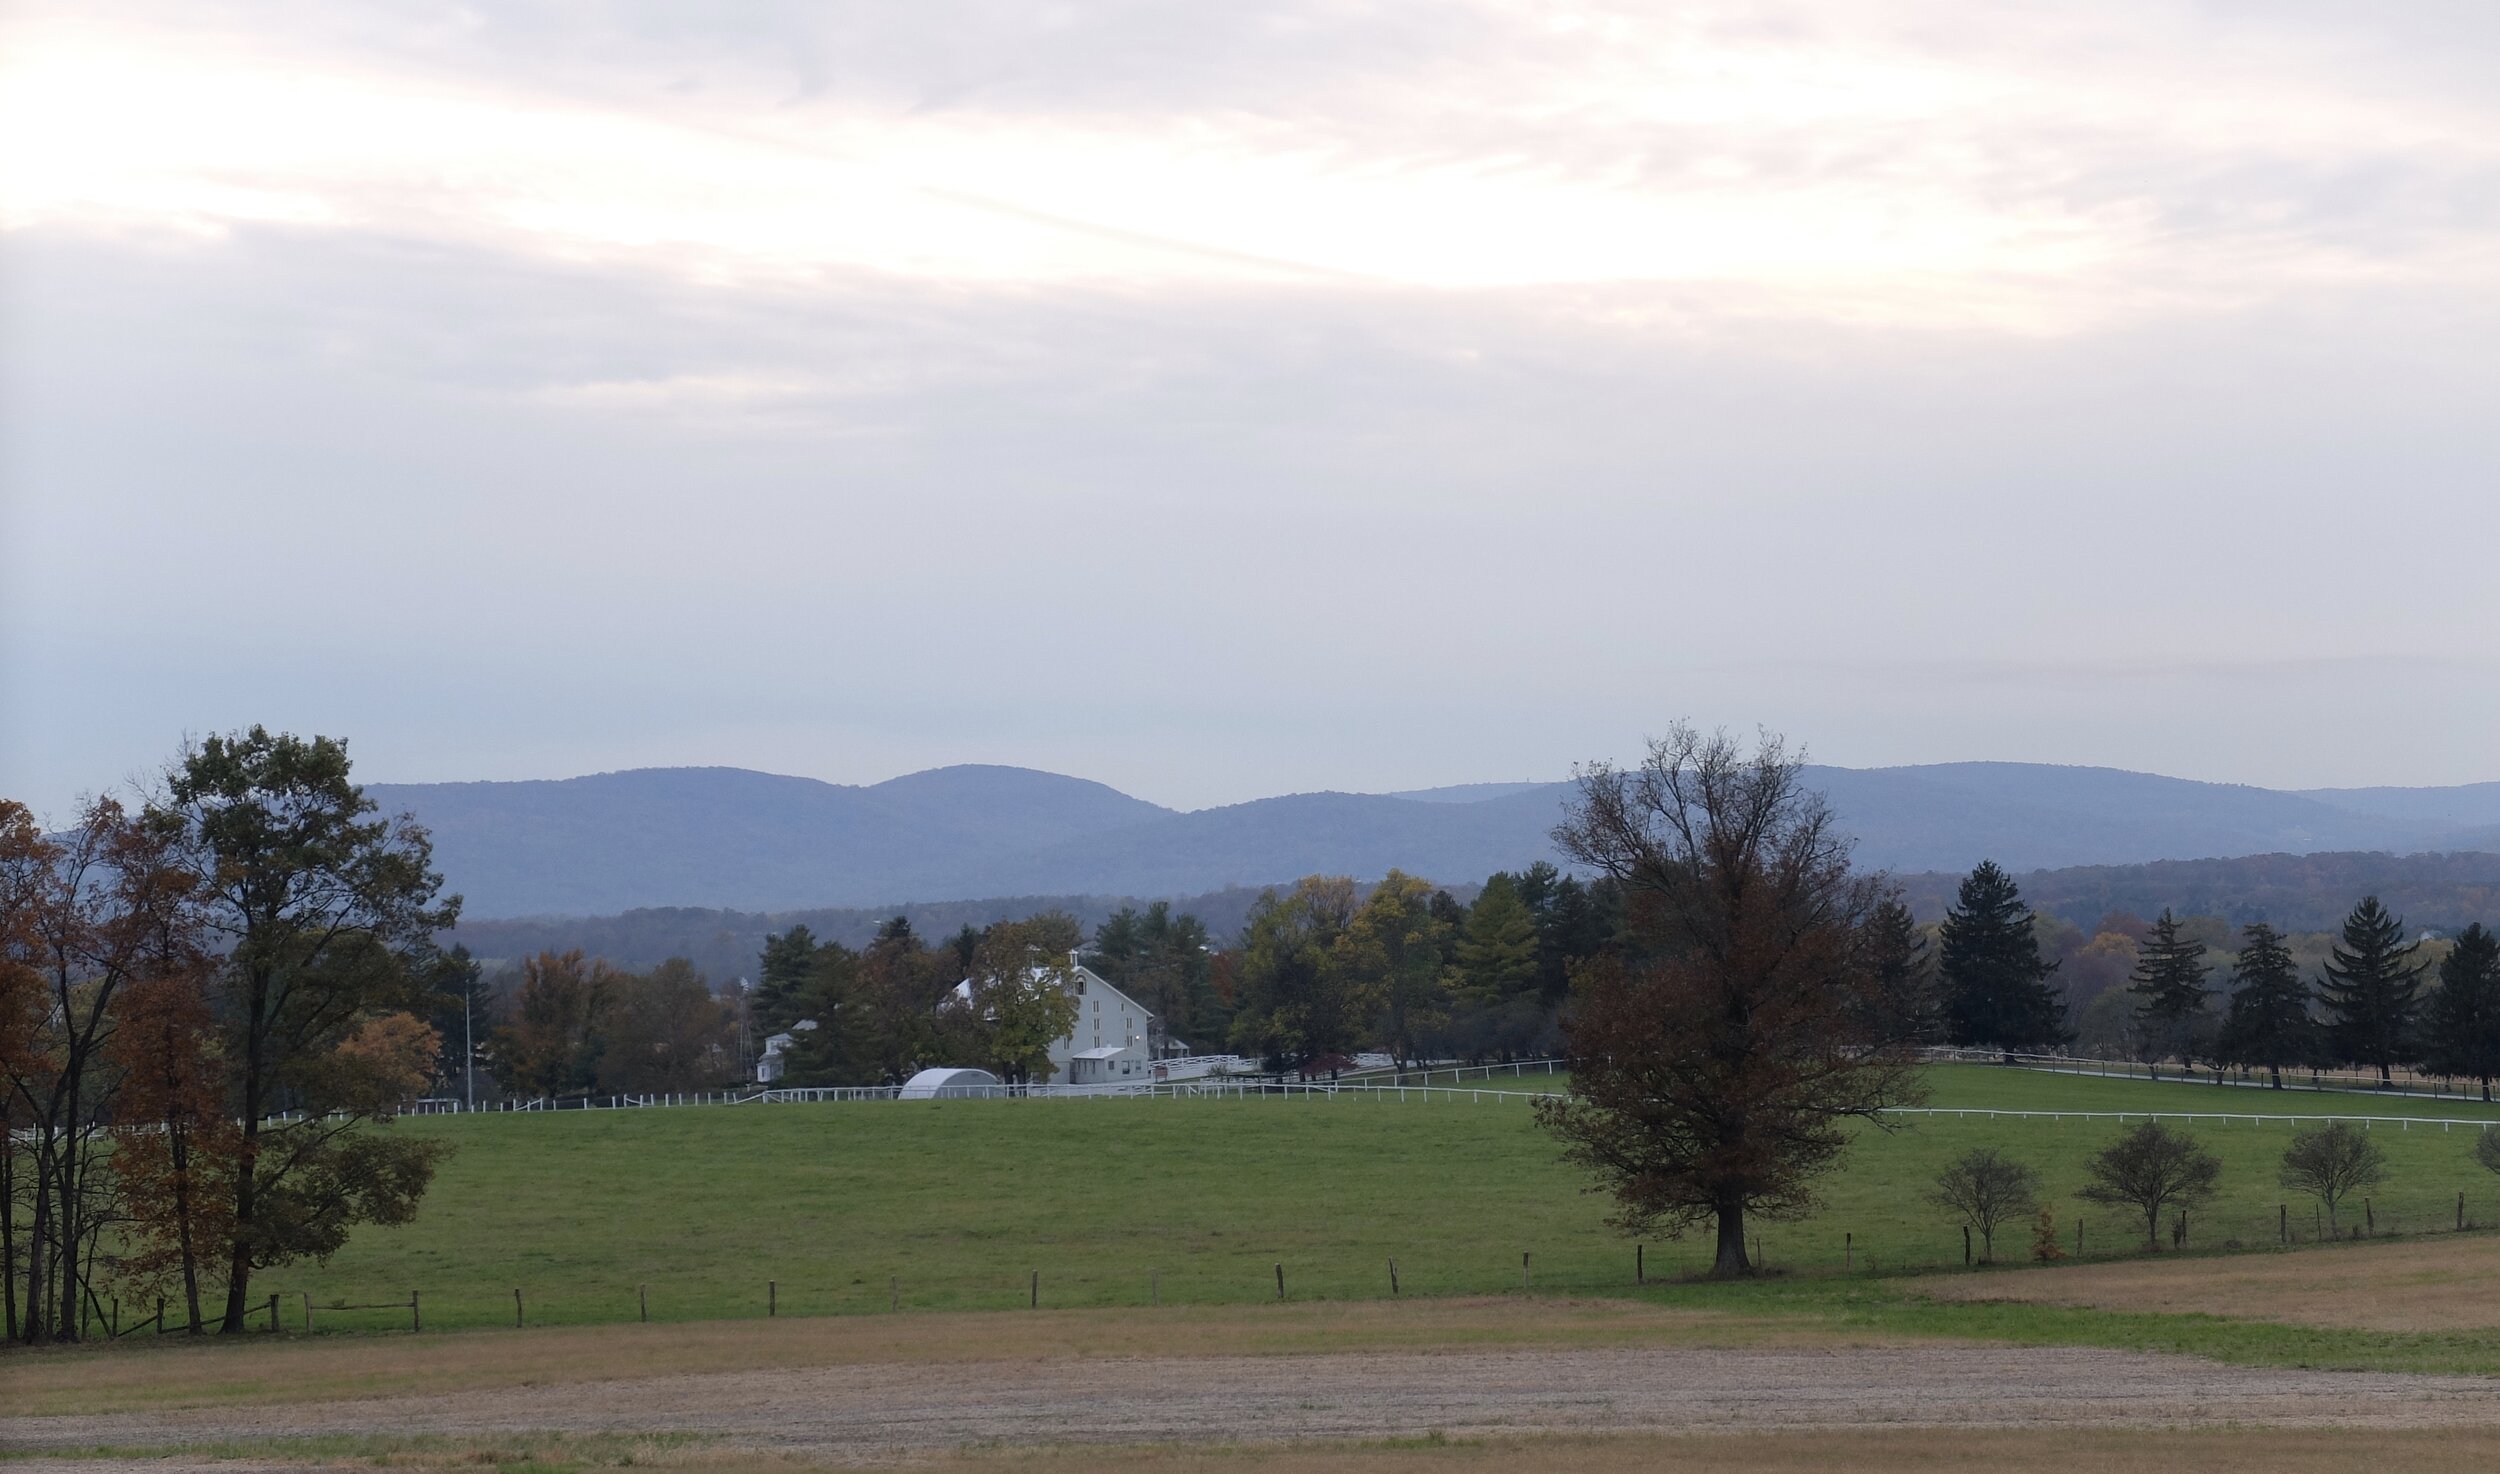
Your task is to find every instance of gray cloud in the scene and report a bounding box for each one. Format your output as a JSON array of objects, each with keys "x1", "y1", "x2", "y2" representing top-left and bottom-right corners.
[{"x1": 4, "y1": 2, "x2": 2498, "y2": 824}]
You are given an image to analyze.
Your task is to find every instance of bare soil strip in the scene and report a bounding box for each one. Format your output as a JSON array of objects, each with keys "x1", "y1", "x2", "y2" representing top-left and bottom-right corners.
[
  {"x1": 0, "y1": 1299, "x2": 1841, "y2": 1418},
  {"x1": 1917, "y1": 1233, "x2": 2500, "y2": 1332},
  {"x1": 13, "y1": 1344, "x2": 2500, "y2": 1463}
]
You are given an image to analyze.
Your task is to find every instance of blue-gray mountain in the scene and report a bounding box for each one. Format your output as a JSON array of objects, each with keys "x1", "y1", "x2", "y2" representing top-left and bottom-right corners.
[{"x1": 367, "y1": 762, "x2": 2500, "y2": 922}]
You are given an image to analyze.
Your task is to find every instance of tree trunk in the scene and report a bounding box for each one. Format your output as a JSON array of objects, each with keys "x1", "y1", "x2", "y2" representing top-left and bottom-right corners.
[
  {"x1": 219, "y1": 1116, "x2": 259, "y2": 1334},
  {"x1": 1711, "y1": 1198, "x2": 1751, "y2": 1277}
]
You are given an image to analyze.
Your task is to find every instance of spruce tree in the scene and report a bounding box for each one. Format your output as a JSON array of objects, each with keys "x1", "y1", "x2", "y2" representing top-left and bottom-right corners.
[
  {"x1": 1861, "y1": 898, "x2": 1939, "y2": 1045},
  {"x1": 752, "y1": 925, "x2": 820, "y2": 1036},
  {"x1": 1938, "y1": 861, "x2": 2068, "y2": 1052},
  {"x1": 2423, "y1": 923, "x2": 2500, "y2": 1102},
  {"x1": 2124, "y1": 909, "x2": 2211, "y2": 1075},
  {"x1": 2214, "y1": 922, "x2": 2312, "y2": 1089},
  {"x1": 2317, "y1": 896, "x2": 2427, "y2": 1086}
]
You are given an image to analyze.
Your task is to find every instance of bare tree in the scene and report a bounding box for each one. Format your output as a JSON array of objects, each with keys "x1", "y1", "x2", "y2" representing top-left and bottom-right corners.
[
  {"x1": 1928, "y1": 1147, "x2": 2041, "y2": 1263},
  {"x1": 2080, "y1": 1121, "x2": 2222, "y2": 1250},
  {"x1": 1536, "y1": 726, "x2": 1925, "y2": 1278},
  {"x1": 2277, "y1": 1122, "x2": 2387, "y2": 1236}
]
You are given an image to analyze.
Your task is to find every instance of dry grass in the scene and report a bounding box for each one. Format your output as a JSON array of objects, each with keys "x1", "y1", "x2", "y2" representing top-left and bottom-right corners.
[
  {"x1": 0, "y1": 1296, "x2": 1859, "y2": 1418},
  {"x1": 1915, "y1": 1232, "x2": 2500, "y2": 1333},
  {"x1": 842, "y1": 1428, "x2": 2500, "y2": 1474}
]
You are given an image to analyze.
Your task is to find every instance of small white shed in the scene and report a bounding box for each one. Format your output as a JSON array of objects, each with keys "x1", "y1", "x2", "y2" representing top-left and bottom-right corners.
[
  {"x1": 898, "y1": 1067, "x2": 1004, "y2": 1099},
  {"x1": 1065, "y1": 1045, "x2": 1148, "y2": 1086}
]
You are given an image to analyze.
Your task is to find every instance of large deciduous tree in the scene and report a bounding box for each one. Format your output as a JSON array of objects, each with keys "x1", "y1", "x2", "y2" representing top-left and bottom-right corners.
[
  {"x1": 1938, "y1": 861, "x2": 2069, "y2": 1052},
  {"x1": 1536, "y1": 726, "x2": 1924, "y2": 1278},
  {"x1": 2317, "y1": 896, "x2": 2426, "y2": 1086},
  {"x1": 156, "y1": 727, "x2": 456, "y2": 1334},
  {"x1": 1335, "y1": 871, "x2": 1450, "y2": 1069},
  {"x1": 1228, "y1": 877, "x2": 1363, "y2": 1075},
  {"x1": 955, "y1": 918, "x2": 1083, "y2": 1085},
  {"x1": 1, "y1": 798, "x2": 204, "y2": 1342},
  {"x1": 2214, "y1": 922, "x2": 2313, "y2": 1088},
  {"x1": 2423, "y1": 924, "x2": 2500, "y2": 1101}
]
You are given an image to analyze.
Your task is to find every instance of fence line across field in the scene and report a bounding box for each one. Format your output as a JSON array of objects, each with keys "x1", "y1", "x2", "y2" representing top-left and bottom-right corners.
[{"x1": 367, "y1": 1075, "x2": 2500, "y2": 1126}]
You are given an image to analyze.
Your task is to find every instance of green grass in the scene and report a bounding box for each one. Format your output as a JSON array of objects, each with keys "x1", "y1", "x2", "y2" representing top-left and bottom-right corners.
[{"x1": 252, "y1": 1065, "x2": 2500, "y2": 1334}]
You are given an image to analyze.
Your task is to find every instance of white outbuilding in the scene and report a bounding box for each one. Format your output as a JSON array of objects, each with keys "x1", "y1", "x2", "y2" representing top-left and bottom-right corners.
[
  {"x1": 1065, "y1": 1044, "x2": 1149, "y2": 1085},
  {"x1": 897, "y1": 1067, "x2": 1005, "y2": 1099}
]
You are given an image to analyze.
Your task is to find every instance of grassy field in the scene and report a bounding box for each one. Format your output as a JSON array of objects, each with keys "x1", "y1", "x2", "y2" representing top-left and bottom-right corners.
[{"x1": 216, "y1": 1064, "x2": 2500, "y2": 1335}]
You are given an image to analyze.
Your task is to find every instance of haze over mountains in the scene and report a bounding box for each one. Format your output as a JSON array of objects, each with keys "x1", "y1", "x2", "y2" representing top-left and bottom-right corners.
[{"x1": 368, "y1": 763, "x2": 2500, "y2": 922}]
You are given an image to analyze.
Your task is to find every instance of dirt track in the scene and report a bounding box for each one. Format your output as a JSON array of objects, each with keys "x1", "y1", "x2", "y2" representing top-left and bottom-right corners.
[{"x1": 12, "y1": 1343, "x2": 2500, "y2": 1465}]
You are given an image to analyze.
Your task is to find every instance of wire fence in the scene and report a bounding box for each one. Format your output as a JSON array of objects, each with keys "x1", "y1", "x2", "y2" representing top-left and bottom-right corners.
[{"x1": 1919, "y1": 1047, "x2": 2500, "y2": 1102}]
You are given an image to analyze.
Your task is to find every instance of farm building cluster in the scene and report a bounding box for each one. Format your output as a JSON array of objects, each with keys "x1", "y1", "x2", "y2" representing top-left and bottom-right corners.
[{"x1": 755, "y1": 955, "x2": 1162, "y2": 1087}]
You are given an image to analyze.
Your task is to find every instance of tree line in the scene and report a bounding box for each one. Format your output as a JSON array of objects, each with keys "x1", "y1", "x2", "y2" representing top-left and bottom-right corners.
[
  {"x1": 1899, "y1": 861, "x2": 2500, "y2": 1095},
  {"x1": 3, "y1": 729, "x2": 457, "y2": 1342}
]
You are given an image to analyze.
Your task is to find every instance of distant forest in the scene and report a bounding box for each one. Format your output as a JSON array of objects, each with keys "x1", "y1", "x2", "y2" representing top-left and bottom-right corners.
[
  {"x1": 450, "y1": 850, "x2": 2500, "y2": 984},
  {"x1": 1896, "y1": 851, "x2": 2500, "y2": 935}
]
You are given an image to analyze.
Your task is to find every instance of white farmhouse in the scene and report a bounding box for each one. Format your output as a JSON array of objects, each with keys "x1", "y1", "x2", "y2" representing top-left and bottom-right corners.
[
  {"x1": 757, "y1": 954, "x2": 1161, "y2": 1086},
  {"x1": 953, "y1": 955, "x2": 1158, "y2": 1085}
]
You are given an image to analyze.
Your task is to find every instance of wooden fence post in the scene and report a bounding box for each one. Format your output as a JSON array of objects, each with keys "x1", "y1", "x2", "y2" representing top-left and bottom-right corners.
[
  {"x1": 1030, "y1": 1270, "x2": 1038, "y2": 1309},
  {"x1": 1275, "y1": 1262, "x2": 1285, "y2": 1300},
  {"x1": 1845, "y1": 1232, "x2": 1852, "y2": 1272},
  {"x1": 411, "y1": 1290, "x2": 421, "y2": 1334},
  {"x1": 2280, "y1": 1203, "x2": 2287, "y2": 1244},
  {"x1": 267, "y1": 1293, "x2": 279, "y2": 1332},
  {"x1": 1389, "y1": 1257, "x2": 1400, "y2": 1296},
  {"x1": 514, "y1": 1287, "x2": 524, "y2": 1329},
  {"x1": 768, "y1": 1280, "x2": 777, "y2": 1317},
  {"x1": 1963, "y1": 1225, "x2": 1971, "y2": 1266},
  {"x1": 1522, "y1": 1252, "x2": 1531, "y2": 1291},
  {"x1": 302, "y1": 1292, "x2": 312, "y2": 1333},
  {"x1": 639, "y1": 1284, "x2": 649, "y2": 1323},
  {"x1": 2461, "y1": 1191, "x2": 2469, "y2": 1232}
]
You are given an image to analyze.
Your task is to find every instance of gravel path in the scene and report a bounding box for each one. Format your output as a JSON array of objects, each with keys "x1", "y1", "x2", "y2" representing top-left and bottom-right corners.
[{"x1": 11, "y1": 1343, "x2": 2500, "y2": 1467}]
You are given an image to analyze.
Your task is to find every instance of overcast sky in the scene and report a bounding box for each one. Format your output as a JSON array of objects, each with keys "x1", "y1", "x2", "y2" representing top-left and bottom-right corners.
[{"x1": 4, "y1": 1, "x2": 2496, "y2": 823}]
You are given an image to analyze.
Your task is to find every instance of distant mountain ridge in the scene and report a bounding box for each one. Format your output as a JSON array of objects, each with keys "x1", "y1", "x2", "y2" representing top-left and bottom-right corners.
[{"x1": 368, "y1": 761, "x2": 2500, "y2": 921}]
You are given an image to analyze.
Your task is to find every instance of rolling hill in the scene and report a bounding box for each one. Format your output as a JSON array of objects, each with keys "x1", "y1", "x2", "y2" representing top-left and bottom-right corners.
[{"x1": 369, "y1": 761, "x2": 2500, "y2": 922}]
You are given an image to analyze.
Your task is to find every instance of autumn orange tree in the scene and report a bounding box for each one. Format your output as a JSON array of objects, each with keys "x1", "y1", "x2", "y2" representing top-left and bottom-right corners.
[
  {"x1": 0, "y1": 797, "x2": 204, "y2": 1343},
  {"x1": 106, "y1": 970, "x2": 238, "y2": 1332},
  {"x1": 1537, "y1": 727, "x2": 1924, "y2": 1278}
]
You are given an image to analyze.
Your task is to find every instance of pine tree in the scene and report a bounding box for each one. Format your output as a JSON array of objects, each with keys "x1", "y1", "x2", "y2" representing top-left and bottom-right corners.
[
  {"x1": 1938, "y1": 861, "x2": 2068, "y2": 1052},
  {"x1": 2317, "y1": 896, "x2": 2427, "y2": 1086},
  {"x1": 1860, "y1": 898, "x2": 1939, "y2": 1045},
  {"x1": 1454, "y1": 873, "x2": 1539, "y2": 1006},
  {"x1": 2422, "y1": 923, "x2": 2500, "y2": 1102},
  {"x1": 2214, "y1": 922, "x2": 2312, "y2": 1089},
  {"x1": 752, "y1": 925, "x2": 819, "y2": 1035},
  {"x1": 2125, "y1": 909, "x2": 2211, "y2": 1075}
]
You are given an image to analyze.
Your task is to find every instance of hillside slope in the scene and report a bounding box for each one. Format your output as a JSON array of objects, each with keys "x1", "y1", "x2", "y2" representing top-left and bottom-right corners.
[{"x1": 375, "y1": 761, "x2": 2498, "y2": 920}]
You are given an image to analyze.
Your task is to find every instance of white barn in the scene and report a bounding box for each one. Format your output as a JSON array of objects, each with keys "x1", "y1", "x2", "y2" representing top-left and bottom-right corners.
[{"x1": 759, "y1": 956, "x2": 1159, "y2": 1086}]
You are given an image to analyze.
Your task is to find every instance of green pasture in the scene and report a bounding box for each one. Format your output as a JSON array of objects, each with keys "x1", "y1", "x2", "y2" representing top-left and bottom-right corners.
[{"x1": 259, "y1": 1065, "x2": 2500, "y2": 1333}]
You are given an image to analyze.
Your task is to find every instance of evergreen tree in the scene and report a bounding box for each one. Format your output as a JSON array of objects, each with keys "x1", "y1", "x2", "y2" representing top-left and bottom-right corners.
[
  {"x1": 2213, "y1": 922, "x2": 2313, "y2": 1088},
  {"x1": 2317, "y1": 896, "x2": 2427, "y2": 1085},
  {"x1": 1453, "y1": 873, "x2": 1539, "y2": 1006},
  {"x1": 752, "y1": 926, "x2": 819, "y2": 1036},
  {"x1": 2423, "y1": 923, "x2": 2500, "y2": 1102},
  {"x1": 2124, "y1": 909, "x2": 2211, "y2": 1074},
  {"x1": 1860, "y1": 898, "x2": 1939, "y2": 1044},
  {"x1": 1938, "y1": 861, "x2": 2068, "y2": 1051}
]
